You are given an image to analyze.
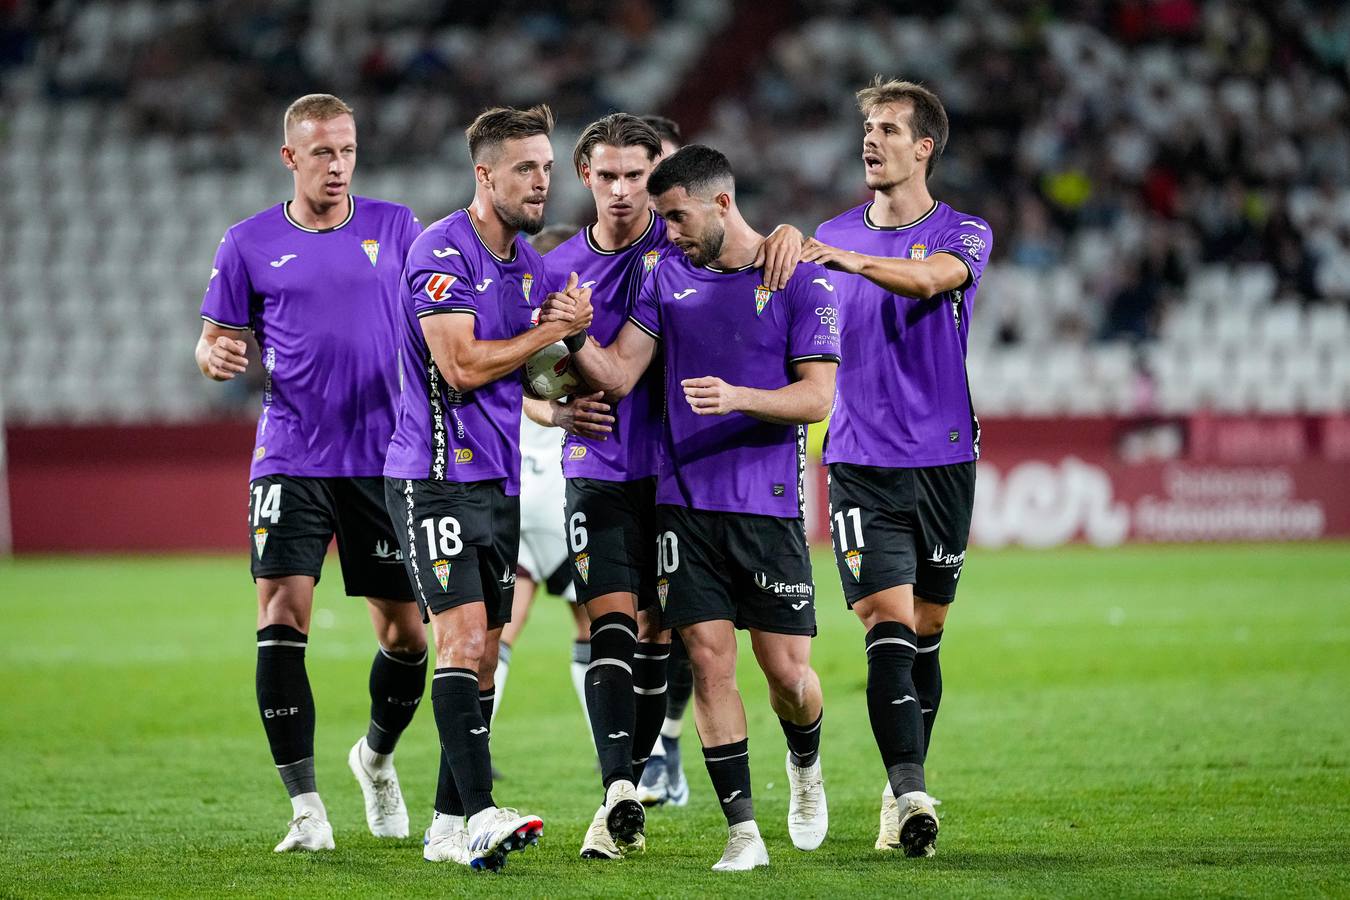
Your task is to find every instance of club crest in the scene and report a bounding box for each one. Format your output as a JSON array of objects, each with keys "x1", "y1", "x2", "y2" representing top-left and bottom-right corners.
[
  {"x1": 575, "y1": 552, "x2": 590, "y2": 584},
  {"x1": 643, "y1": 250, "x2": 660, "y2": 274},
  {"x1": 657, "y1": 577, "x2": 669, "y2": 608},
  {"x1": 361, "y1": 239, "x2": 380, "y2": 267},
  {"x1": 754, "y1": 285, "x2": 772, "y2": 316},
  {"x1": 253, "y1": 528, "x2": 268, "y2": 558},
  {"x1": 909, "y1": 243, "x2": 927, "y2": 260},
  {"x1": 433, "y1": 559, "x2": 451, "y2": 591},
  {"x1": 844, "y1": 549, "x2": 862, "y2": 581},
  {"x1": 522, "y1": 273, "x2": 534, "y2": 304}
]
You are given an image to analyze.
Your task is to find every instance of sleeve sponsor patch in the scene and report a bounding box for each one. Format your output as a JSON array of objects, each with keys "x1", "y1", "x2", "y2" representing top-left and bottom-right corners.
[
  {"x1": 959, "y1": 234, "x2": 986, "y2": 260},
  {"x1": 425, "y1": 273, "x2": 457, "y2": 302}
]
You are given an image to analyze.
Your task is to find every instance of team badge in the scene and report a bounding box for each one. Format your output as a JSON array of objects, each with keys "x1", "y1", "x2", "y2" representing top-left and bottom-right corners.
[
  {"x1": 433, "y1": 559, "x2": 451, "y2": 591},
  {"x1": 754, "y1": 285, "x2": 772, "y2": 316},
  {"x1": 522, "y1": 273, "x2": 534, "y2": 304},
  {"x1": 425, "y1": 273, "x2": 456, "y2": 302},
  {"x1": 254, "y1": 528, "x2": 268, "y2": 558},
  {"x1": 844, "y1": 549, "x2": 862, "y2": 581},
  {"x1": 657, "y1": 577, "x2": 669, "y2": 608},
  {"x1": 575, "y1": 552, "x2": 590, "y2": 584},
  {"x1": 643, "y1": 250, "x2": 660, "y2": 273},
  {"x1": 909, "y1": 243, "x2": 927, "y2": 260},
  {"x1": 361, "y1": 239, "x2": 380, "y2": 267}
]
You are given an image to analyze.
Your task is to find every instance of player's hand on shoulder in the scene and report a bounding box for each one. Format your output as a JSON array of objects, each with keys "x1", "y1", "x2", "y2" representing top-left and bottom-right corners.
[
  {"x1": 554, "y1": 391, "x2": 614, "y2": 439},
  {"x1": 802, "y1": 237, "x2": 864, "y2": 274},
  {"x1": 207, "y1": 335, "x2": 248, "y2": 380},
  {"x1": 682, "y1": 376, "x2": 740, "y2": 416},
  {"x1": 758, "y1": 224, "x2": 805, "y2": 291}
]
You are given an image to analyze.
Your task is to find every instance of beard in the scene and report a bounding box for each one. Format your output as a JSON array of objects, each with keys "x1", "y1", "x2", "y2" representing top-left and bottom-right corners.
[
  {"x1": 495, "y1": 196, "x2": 546, "y2": 235},
  {"x1": 681, "y1": 221, "x2": 725, "y2": 267}
]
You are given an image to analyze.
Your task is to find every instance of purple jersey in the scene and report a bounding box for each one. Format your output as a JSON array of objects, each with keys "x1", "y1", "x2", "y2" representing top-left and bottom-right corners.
[
  {"x1": 200, "y1": 196, "x2": 421, "y2": 479},
  {"x1": 545, "y1": 211, "x2": 668, "y2": 482},
  {"x1": 383, "y1": 210, "x2": 552, "y2": 493},
  {"x1": 630, "y1": 254, "x2": 841, "y2": 519},
  {"x1": 816, "y1": 201, "x2": 992, "y2": 468}
]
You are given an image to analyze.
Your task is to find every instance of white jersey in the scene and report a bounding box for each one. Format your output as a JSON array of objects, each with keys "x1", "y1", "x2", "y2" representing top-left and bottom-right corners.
[{"x1": 518, "y1": 413, "x2": 570, "y2": 596}]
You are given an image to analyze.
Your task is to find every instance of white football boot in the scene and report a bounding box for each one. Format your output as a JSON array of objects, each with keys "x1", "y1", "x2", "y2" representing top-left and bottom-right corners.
[
  {"x1": 897, "y1": 790, "x2": 939, "y2": 857},
  {"x1": 423, "y1": 814, "x2": 470, "y2": 864},
  {"x1": 785, "y1": 752, "x2": 828, "y2": 850},
  {"x1": 466, "y1": 807, "x2": 544, "y2": 872},
  {"x1": 876, "y1": 781, "x2": 900, "y2": 850},
  {"x1": 579, "y1": 804, "x2": 622, "y2": 859},
  {"x1": 711, "y1": 820, "x2": 769, "y2": 871},
  {"x1": 273, "y1": 810, "x2": 334, "y2": 852},
  {"x1": 636, "y1": 756, "x2": 668, "y2": 806},
  {"x1": 604, "y1": 779, "x2": 646, "y2": 851},
  {"x1": 347, "y1": 737, "x2": 410, "y2": 839}
]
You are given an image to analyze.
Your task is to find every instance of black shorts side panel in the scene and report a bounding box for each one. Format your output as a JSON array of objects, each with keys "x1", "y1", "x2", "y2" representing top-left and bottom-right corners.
[
  {"x1": 330, "y1": 477, "x2": 415, "y2": 601},
  {"x1": 248, "y1": 475, "x2": 335, "y2": 584},
  {"x1": 827, "y1": 461, "x2": 975, "y2": 606},
  {"x1": 384, "y1": 478, "x2": 519, "y2": 625},
  {"x1": 657, "y1": 505, "x2": 816, "y2": 636},
  {"x1": 565, "y1": 477, "x2": 658, "y2": 610}
]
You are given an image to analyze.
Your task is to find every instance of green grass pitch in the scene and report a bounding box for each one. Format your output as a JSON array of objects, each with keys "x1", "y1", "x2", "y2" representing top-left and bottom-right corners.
[{"x1": 2, "y1": 544, "x2": 1348, "y2": 897}]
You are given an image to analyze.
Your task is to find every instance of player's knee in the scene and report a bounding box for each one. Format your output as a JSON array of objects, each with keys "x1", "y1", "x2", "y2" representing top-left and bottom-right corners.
[
  {"x1": 764, "y1": 659, "x2": 812, "y2": 706},
  {"x1": 256, "y1": 582, "x2": 310, "y2": 630},
  {"x1": 383, "y1": 628, "x2": 428, "y2": 657},
  {"x1": 686, "y1": 642, "x2": 734, "y2": 685},
  {"x1": 435, "y1": 625, "x2": 485, "y2": 668}
]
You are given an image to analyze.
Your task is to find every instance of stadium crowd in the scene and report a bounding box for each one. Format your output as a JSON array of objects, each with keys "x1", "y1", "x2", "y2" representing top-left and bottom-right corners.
[{"x1": 1, "y1": 0, "x2": 1348, "y2": 423}]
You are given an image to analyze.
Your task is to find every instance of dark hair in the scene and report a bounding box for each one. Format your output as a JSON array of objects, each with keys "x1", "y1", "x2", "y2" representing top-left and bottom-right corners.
[
  {"x1": 529, "y1": 223, "x2": 580, "y2": 254},
  {"x1": 465, "y1": 104, "x2": 555, "y2": 163},
  {"x1": 640, "y1": 114, "x2": 682, "y2": 148},
  {"x1": 571, "y1": 113, "x2": 663, "y2": 176},
  {"x1": 856, "y1": 77, "x2": 949, "y2": 177},
  {"x1": 647, "y1": 144, "x2": 734, "y2": 199}
]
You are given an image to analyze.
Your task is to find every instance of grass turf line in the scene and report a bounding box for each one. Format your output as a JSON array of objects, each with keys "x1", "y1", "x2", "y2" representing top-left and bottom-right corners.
[{"x1": 1, "y1": 543, "x2": 1348, "y2": 897}]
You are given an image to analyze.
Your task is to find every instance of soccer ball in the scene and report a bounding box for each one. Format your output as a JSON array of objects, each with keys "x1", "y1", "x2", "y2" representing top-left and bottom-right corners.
[{"x1": 523, "y1": 340, "x2": 583, "y2": 400}]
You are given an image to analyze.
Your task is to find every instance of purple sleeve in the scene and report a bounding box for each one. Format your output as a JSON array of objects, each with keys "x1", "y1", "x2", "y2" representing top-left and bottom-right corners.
[
  {"x1": 400, "y1": 208, "x2": 423, "y2": 258},
  {"x1": 627, "y1": 264, "x2": 661, "y2": 339},
  {"x1": 787, "y1": 267, "x2": 841, "y2": 364},
  {"x1": 931, "y1": 217, "x2": 993, "y2": 291},
  {"x1": 199, "y1": 230, "x2": 252, "y2": 330},
  {"x1": 407, "y1": 235, "x2": 477, "y2": 319}
]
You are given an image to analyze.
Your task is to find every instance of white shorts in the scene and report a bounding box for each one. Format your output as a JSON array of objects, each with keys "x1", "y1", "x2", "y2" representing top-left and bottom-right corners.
[{"x1": 518, "y1": 445, "x2": 573, "y2": 600}]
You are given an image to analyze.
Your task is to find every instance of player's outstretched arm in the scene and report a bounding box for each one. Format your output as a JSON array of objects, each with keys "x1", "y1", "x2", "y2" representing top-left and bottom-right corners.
[
  {"x1": 682, "y1": 359, "x2": 836, "y2": 425},
  {"x1": 802, "y1": 237, "x2": 968, "y2": 299},
  {"x1": 425, "y1": 277, "x2": 592, "y2": 393},
  {"x1": 195, "y1": 321, "x2": 249, "y2": 381},
  {"x1": 755, "y1": 223, "x2": 806, "y2": 291},
  {"x1": 570, "y1": 321, "x2": 657, "y2": 401}
]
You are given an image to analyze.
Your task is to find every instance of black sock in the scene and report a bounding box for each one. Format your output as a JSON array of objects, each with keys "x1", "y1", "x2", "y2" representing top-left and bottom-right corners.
[
  {"x1": 631, "y1": 641, "x2": 670, "y2": 782},
  {"x1": 585, "y1": 612, "x2": 638, "y2": 788},
  {"x1": 865, "y1": 622, "x2": 926, "y2": 795},
  {"x1": 366, "y1": 646, "x2": 427, "y2": 755},
  {"x1": 666, "y1": 635, "x2": 694, "y2": 721},
  {"x1": 703, "y1": 738, "x2": 754, "y2": 826},
  {"x1": 913, "y1": 630, "x2": 943, "y2": 757},
  {"x1": 435, "y1": 746, "x2": 464, "y2": 817},
  {"x1": 780, "y1": 710, "x2": 823, "y2": 769},
  {"x1": 432, "y1": 667, "x2": 494, "y2": 817},
  {"x1": 479, "y1": 688, "x2": 495, "y2": 732},
  {"x1": 256, "y1": 625, "x2": 316, "y2": 797}
]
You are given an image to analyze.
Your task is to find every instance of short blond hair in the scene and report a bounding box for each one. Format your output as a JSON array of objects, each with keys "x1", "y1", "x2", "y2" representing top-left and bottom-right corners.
[
  {"x1": 856, "y1": 77, "x2": 948, "y2": 177},
  {"x1": 284, "y1": 93, "x2": 354, "y2": 139}
]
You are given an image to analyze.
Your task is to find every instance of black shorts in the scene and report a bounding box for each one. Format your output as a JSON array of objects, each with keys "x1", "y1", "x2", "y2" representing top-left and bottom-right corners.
[
  {"x1": 247, "y1": 475, "x2": 414, "y2": 601},
  {"x1": 383, "y1": 477, "x2": 520, "y2": 624},
  {"x1": 564, "y1": 477, "x2": 658, "y2": 610},
  {"x1": 656, "y1": 505, "x2": 816, "y2": 636},
  {"x1": 827, "y1": 461, "x2": 975, "y2": 606}
]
